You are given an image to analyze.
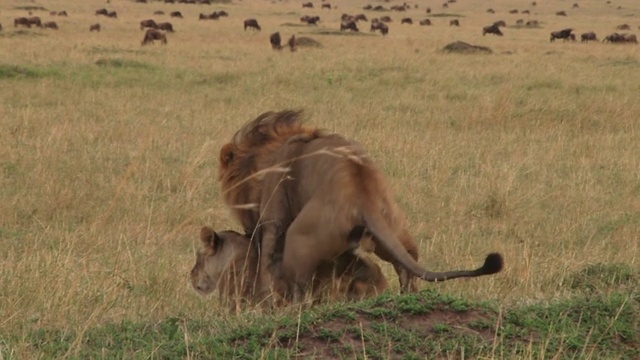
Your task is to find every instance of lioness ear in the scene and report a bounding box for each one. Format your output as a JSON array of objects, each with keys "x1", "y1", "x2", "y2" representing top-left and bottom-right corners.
[
  {"x1": 219, "y1": 143, "x2": 234, "y2": 169},
  {"x1": 200, "y1": 226, "x2": 223, "y2": 254}
]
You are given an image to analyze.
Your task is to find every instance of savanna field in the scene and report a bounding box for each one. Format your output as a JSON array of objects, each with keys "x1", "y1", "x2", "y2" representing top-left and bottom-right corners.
[{"x1": 1, "y1": 0, "x2": 639, "y2": 358}]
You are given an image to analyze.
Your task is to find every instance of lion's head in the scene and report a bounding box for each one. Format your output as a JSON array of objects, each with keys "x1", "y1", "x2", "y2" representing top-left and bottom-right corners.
[
  {"x1": 218, "y1": 110, "x2": 323, "y2": 234},
  {"x1": 190, "y1": 226, "x2": 257, "y2": 297}
]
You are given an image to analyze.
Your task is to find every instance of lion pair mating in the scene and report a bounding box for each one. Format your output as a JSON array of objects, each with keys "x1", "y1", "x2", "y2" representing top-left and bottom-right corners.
[{"x1": 191, "y1": 110, "x2": 504, "y2": 309}]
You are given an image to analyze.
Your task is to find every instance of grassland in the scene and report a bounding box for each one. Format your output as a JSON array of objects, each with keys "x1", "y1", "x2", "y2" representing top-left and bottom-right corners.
[{"x1": 1, "y1": 0, "x2": 639, "y2": 358}]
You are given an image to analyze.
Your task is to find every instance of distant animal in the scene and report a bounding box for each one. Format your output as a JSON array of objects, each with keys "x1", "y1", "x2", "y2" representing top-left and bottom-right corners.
[
  {"x1": 525, "y1": 20, "x2": 539, "y2": 27},
  {"x1": 401, "y1": 18, "x2": 412, "y2": 25},
  {"x1": 354, "y1": 14, "x2": 367, "y2": 22},
  {"x1": 270, "y1": 32, "x2": 282, "y2": 50},
  {"x1": 154, "y1": 11, "x2": 165, "y2": 15},
  {"x1": 516, "y1": 19, "x2": 524, "y2": 26},
  {"x1": 95, "y1": 8, "x2": 109, "y2": 16},
  {"x1": 370, "y1": 21, "x2": 388, "y2": 35},
  {"x1": 419, "y1": 19, "x2": 431, "y2": 26},
  {"x1": 487, "y1": 8, "x2": 495, "y2": 14},
  {"x1": 340, "y1": 19, "x2": 359, "y2": 32},
  {"x1": 572, "y1": 3, "x2": 579, "y2": 8},
  {"x1": 170, "y1": 11, "x2": 183, "y2": 18},
  {"x1": 199, "y1": 12, "x2": 219, "y2": 20},
  {"x1": 58, "y1": 11, "x2": 68, "y2": 16},
  {"x1": 380, "y1": 16, "x2": 392, "y2": 23},
  {"x1": 141, "y1": 29, "x2": 167, "y2": 45},
  {"x1": 288, "y1": 35, "x2": 297, "y2": 52},
  {"x1": 107, "y1": 11, "x2": 118, "y2": 18},
  {"x1": 617, "y1": 24, "x2": 630, "y2": 30},
  {"x1": 556, "y1": 11, "x2": 567, "y2": 16},
  {"x1": 449, "y1": 19, "x2": 459, "y2": 26},
  {"x1": 27, "y1": 17, "x2": 43, "y2": 28},
  {"x1": 244, "y1": 18, "x2": 261, "y2": 31},
  {"x1": 90, "y1": 23, "x2": 101, "y2": 32},
  {"x1": 509, "y1": 9, "x2": 518, "y2": 14},
  {"x1": 140, "y1": 19, "x2": 158, "y2": 30},
  {"x1": 550, "y1": 28, "x2": 573, "y2": 42},
  {"x1": 522, "y1": 10, "x2": 530, "y2": 14},
  {"x1": 14, "y1": 17, "x2": 31, "y2": 28},
  {"x1": 483, "y1": 24, "x2": 503, "y2": 36},
  {"x1": 302, "y1": 2, "x2": 313, "y2": 8},
  {"x1": 604, "y1": 33, "x2": 638, "y2": 43},
  {"x1": 157, "y1": 22, "x2": 174, "y2": 32},
  {"x1": 363, "y1": 5, "x2": 372, "y2": 10},
  {"x1": 43, "y1": 21, "x2": 58, "y2": 30},
  {"x1": 493, "y1": 20, "x2": 506, "y2": 28},
  {"x1": 217, "y1": 10, "x2": 229, "y2": 17},
  {"x1": 580, "y1": 32, "x2": 597, "y2": 43},
  {"x1": 321, "y1": 3, "x2": 331, "y2": 9}
]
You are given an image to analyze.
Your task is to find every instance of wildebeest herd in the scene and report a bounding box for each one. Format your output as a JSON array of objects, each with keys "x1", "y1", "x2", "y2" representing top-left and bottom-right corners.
[{"x1": 2, "y1": 0, "x2": 638, "y2": 50}]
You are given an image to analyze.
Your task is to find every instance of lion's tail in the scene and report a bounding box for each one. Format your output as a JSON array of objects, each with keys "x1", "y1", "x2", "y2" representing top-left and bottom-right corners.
[{"x1": 362, "y1": 209, "x2": 503, "y2": 282}]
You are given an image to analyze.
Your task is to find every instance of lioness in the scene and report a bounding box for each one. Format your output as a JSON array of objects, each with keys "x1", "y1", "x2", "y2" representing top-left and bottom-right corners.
[
  {"x1": 218, "y1": 110, "x2": 503, "y2": 301},
  {"x1": 191, "y1": 226, "x2": 388, "y2": 309}
]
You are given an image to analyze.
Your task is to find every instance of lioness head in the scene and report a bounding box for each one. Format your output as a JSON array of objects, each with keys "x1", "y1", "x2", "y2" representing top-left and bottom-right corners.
[{"x1": 190, "y1": 227, "x2": 256, "y2": 297}]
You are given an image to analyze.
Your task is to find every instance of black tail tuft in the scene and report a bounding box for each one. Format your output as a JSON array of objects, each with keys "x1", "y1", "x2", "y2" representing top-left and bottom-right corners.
[{"x1": 481, "y1": 253, "x2": 504, "y2": 275}]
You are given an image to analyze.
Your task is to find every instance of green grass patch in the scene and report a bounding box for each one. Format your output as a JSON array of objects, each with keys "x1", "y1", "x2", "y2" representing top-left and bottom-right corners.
[
  {"x1": 0, "y1": 64, "x2": 62, "y2": 80},
  {"x1": 14, "y1": 290, "x2": 638, "y2": 359}
]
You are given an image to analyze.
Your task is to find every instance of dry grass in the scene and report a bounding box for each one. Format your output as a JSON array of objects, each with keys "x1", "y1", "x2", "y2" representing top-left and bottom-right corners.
[{"x1": 1, "y1": 0, "x2": 639, "y2": 357}]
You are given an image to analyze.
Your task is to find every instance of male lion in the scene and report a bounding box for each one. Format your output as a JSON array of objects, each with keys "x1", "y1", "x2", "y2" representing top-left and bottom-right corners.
[
  {"x1": 191, "y1": 226, "x2": 388, "y2": 309},
  {"x1": 218, "y1": 110, "x2": 503, "y2": 302}
]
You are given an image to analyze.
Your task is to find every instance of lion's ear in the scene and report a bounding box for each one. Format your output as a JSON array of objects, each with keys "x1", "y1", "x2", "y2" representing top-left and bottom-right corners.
[
  {"x1": 219, "y1": 143, "x2": 235, "y2": 169},
  {"x1": 200, "y1": 226, "x2": 223, "y2": 254}
]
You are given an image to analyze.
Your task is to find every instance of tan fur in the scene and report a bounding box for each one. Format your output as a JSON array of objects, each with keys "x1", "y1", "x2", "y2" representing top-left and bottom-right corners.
[
  {"x1": 218, "y1": 110, "x2": 503, "y2": 302},
  {"x1": 190, "y1": 227, "x2": 259, "y2": 311},
  {"x1": 190, "y1": 227, "x2": 388, "y2": 308}
]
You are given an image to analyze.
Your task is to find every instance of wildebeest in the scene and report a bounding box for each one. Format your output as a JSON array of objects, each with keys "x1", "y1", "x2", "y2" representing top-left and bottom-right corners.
[
  {"x1": 363, "y1": 5, "x2": 372, "y2": 10},
  {"x1": 14, "y1": 17, "x2": 31, "y2": 28},
  {"x1": 58, "y1": 11, "x2": 68, "y2": 16},
  {"x1": 450, "y1": 19, "x2": 459, "y2": 26},
  {"x1": 244, "y1": 18, "x2": 261, "y2": 31},
  {"x1": 141, "y1": 29, "x2": 167, "y2": 45},
  {"x1": 483, "y1": 24, "x2": 503, "y2": 36},
  {"x1": 556, "y1": 11, "x2": 567, "y2": 16},
  {"x1": 419, "y1": 19, "x2": 431, "y2": 26},
  {"x1": 200, "y1": 12, "x2": 219, "y2": 20},
  {"x1": 217, "y1": 10, "x2": 229, "y2": 17},
  {"x1": 526, "y1": 20, "x2": 539, "y2": 27},
  {"x1": 572, "y1": 3, "x2": 579, "y2": 8},
  {"x1": 96, "y1": 8, "x2": 109, "y2": 16},
  {"x1": 157, "y1": 22, "x2": 174, "y2": 32},
  {"x1": 288, "y1": 35, "x2": 297, "y2": 52},
  {"x1": 140, "y1": 19, "x2": 158, "y2": 30},
  {"x1": 509, "y1": 9, "x2": 518, "y2": 14},
  {"x1": 0, "y1": 23, "x2": 3, "y2": 32},
  {"x1": 170, "y1": 11, "x2": 183, "y2": 18},
  {"x1": 617, "y1": 24, "x2": 630, "y2": 30},
  {"x1": 493, "y1": 20, "x2": 506, "y2": 28},
  {"x1": 401, "y1": 18, "x2": 412, "y2": 25},
  {"x1": 302, "y1": 2, "x2": 313, "y2": 8},
  {"x1": 270, "y1": 32, "x2": 282, "y2": 50},
  {"x1": 487, "y1": 8, "x2": 495, "y2": 14},
  {"x1": 516, "y1": 19, "x2": 524, "y2": 26},
  {"x1": 581, "y1": 32, "x2": 597, "y2": 43},
  {"x1": 43, "y1": 21, "x2": 58, "y2": 30},
  {"x1": 90, "y1": 23, "x2": 101, "y2": 32},
  {"x1": 107, "y1": 11, "x2": 118, "y2": 18},
  {"x1": 550, "y1": 28, "x2": 573, "y2": 42},
  {"x1": 25, "y1": 17, "x2": 43, "y2": 28},
  {"x1": 354, "y1": 14, "x2": 367, "y2": 22},
  {"x1": 154, "y1": 11, "x2": 165, "y2": 15},
  {"x1": 321, "y1": 3, "x2": 331, "y2": 9},
  {"x1": 340, "y1": 19, "x2": 359, "y2": 32},
  {"x1": 522, "y1": 10, "x2": 530, "y2": 14},
  {"x1": 426, "y1": 7, "x2": 431, "y2": 13},
  {"x1": 300, "y1": 15, "x2": 320, "y2": 25},
  {"x1": 370, "y1": 21, "x2": 388, "y2": 35},
  {"x1": 604, "y1": 33, "x2": 637, "y2": 43},
  {"x1": 380, "y1": 16, "x2": 392, "y2": 23}
]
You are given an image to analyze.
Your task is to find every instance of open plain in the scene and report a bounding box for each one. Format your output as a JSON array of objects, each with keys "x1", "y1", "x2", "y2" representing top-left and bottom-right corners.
[{"x1": 1, "y1": 0, "x2": 639, "y2": 358}]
